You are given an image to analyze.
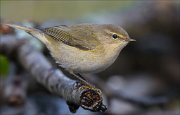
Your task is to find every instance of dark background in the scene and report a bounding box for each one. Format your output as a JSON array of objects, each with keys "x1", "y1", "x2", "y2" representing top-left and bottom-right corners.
[{"x1": 0, "y1": 1, "x2": 179, "y2": 115}]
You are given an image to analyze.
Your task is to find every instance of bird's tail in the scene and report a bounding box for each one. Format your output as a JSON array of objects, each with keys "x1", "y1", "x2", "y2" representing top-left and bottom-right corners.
[
  {"x1": 6, "y1": 24, "x2": 49, "y2": 44},
  {"x1": 5, "y1": 24, "x2": 34, "y2": 32}
]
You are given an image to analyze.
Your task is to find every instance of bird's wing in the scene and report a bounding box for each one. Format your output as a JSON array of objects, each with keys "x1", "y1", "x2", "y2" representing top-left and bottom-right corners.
[{"x1": 43, "y1": 25, "x2": 100, "y2": 50}]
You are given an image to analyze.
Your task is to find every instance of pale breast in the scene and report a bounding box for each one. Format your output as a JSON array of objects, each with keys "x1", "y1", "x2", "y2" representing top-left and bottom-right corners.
[{"x1": 48, "y1": 40, "x2": 126, "y2": 74}]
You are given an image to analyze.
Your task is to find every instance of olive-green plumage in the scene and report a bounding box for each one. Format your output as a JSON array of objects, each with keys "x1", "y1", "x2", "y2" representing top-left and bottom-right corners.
[
  {"x1": 6, "y1": 24, "x2": 135, "y2": 84},
  {"x1": 43, "y1": 25, "x2": 100, "y2": 50}
]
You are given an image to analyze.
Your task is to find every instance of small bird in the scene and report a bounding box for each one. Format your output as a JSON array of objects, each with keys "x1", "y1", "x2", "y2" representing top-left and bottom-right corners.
[{"x1": 6, "y1": 24, "x2": 135, "y2": 85}]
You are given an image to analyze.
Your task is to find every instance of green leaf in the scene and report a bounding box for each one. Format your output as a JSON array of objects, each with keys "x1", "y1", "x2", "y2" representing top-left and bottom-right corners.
[{"x1": 0, "y1": 54, "x2": 9, "y2": 77}]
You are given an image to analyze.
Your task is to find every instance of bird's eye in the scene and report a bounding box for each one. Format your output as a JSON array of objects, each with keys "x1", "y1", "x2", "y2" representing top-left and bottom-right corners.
[{"x1": 112, "y1": 34, "x2": 118, "y2": 39}]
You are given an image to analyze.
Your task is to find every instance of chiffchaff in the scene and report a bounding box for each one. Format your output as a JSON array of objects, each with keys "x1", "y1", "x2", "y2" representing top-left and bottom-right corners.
[{"x1": 6, "y1": 24, "x2": 135, "y2": 85}]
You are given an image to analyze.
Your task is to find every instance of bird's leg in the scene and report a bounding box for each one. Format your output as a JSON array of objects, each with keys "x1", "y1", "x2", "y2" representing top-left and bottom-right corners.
[
  {"x1": 68, "y1": 71, "x2": 93, "y2": 87},
  {"x1": 76, "y1": 73, "x2": 86, "y2": 81}
]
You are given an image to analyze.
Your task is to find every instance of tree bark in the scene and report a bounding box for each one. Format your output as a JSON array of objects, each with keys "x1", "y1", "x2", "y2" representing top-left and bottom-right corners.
[{"x1": 0, "y1": 35, "x2": 106, "y2": 112}]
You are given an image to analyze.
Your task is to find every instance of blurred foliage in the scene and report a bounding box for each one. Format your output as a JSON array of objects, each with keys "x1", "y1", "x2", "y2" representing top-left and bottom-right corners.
[
  {"x1": 0, "y1": 0, "x2": 133, "y2": 22},
  {"x1": 0, "y1": 54, "x2": 9, "y2": 77}
]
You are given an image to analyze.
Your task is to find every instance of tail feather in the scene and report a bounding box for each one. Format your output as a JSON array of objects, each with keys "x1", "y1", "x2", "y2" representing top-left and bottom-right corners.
[
  {"x1": 5, "y1": 24, "x2": 34, "y2": 32},
  {"x1": 5, "y1": 24, "x2": 49, "y2": 44}
]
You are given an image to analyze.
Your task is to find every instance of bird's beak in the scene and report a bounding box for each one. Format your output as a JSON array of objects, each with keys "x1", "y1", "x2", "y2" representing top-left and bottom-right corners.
[{"x1": 128, "y1": 37, "x2": 136, "y2": 42}]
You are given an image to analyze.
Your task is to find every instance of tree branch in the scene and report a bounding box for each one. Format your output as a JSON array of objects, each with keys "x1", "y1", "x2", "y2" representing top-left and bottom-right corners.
[{"x1": 0, "y1": 35, "x2": 107, "y2": 112}]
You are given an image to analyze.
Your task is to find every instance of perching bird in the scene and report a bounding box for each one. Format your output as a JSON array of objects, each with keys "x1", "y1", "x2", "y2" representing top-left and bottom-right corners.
[{"x1": 6, "y1": 24, "x2": 135, "y2": 85}]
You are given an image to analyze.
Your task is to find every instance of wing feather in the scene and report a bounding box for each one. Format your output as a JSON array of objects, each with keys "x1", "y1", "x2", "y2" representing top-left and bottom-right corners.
[{"x1": 43, "y1": 25, "x2": 99, "y2": 50}]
